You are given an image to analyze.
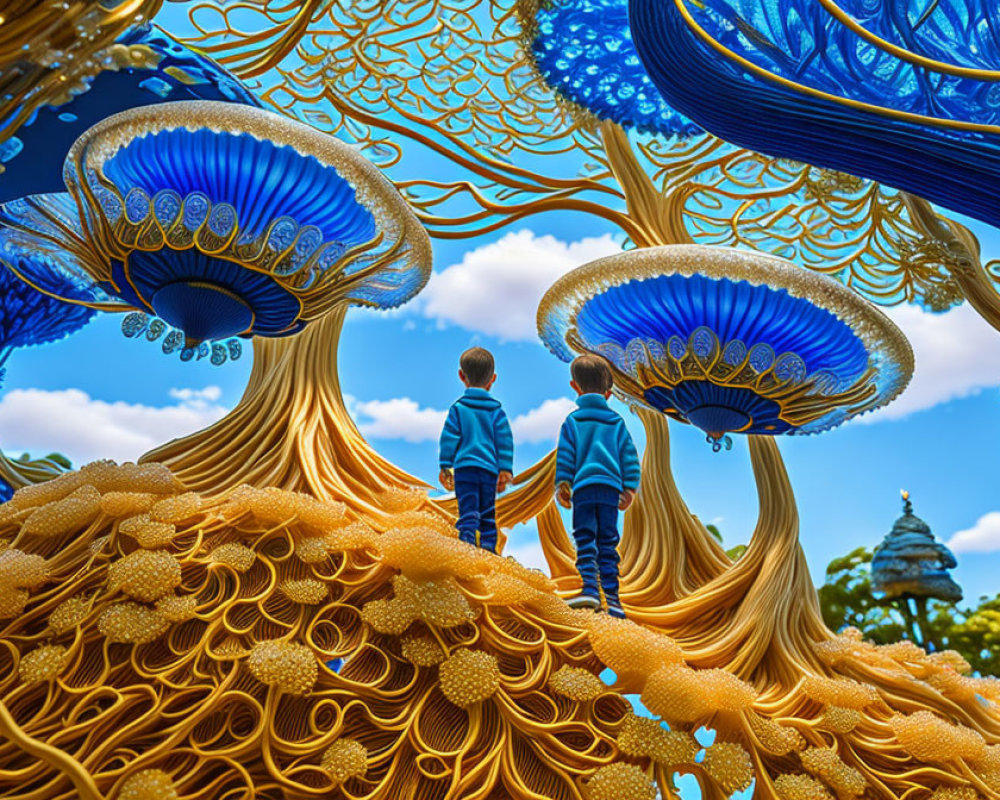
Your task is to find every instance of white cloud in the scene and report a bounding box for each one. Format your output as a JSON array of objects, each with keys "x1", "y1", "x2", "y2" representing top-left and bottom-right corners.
[
  {"x1": 419, "y1": 229, "x2": 622, "y2": 341},
  {"x1": 0, "y1": 387, "x2": 228, "y2": 465},
  {"x1": 167, "y1": 386, "x2": 222, "y2": 407},
  {"x1": 947, "y1": 511, "x2": 1000, "y2": 554},
  {"x1": 503, "y1": 527, "x2": 549, "y2": 572},
  {"x1": 352, "y1": 397, "x2": 447, "y2": 443},
  {"x1": 511, "y1": 397, "x2": 576, "y2": 443},
  {"x1": 352, "y1": 395, "x2": 575, "y2": 446},
  {"x1": 863, "y1": 303, "x2": 1000, "y2": 421}
]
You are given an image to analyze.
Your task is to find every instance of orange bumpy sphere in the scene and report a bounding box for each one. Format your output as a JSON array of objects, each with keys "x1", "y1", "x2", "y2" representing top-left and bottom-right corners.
[
  {"x1": 584, "y1": 763, "x2": 657, "y2": 800},
  {"x1": 280, "y1": 579, "x2": 329, "y2": 605},
  {"x1": 879, "y1": 640, "x2": 928, "y2": 665},
  {"x1": 774, "y1": 774, "x2": 834, "y2": 800},
  {"x1": 209, "y1": 542, "x2": 256, "y2": 573},
  {"x1": 889, "y1": 711, "x2": 986, "y2": 762},
  {"x1": 439, "y1": 648, "x2": 501, "y2": 707},
  {"x1": 549, "y1": 665, "x2": 606, "y2": 702},
  {"x1": 480, "y1": 572, "x2": 542, "y2": 606},
  {"x1": 295, "y1": 537, "x2": 330, "y2": 564},
  {"x1": 0, "y1": 585, "x2": 28, "y2": 618},
  {"x1": 927, "y1": 650, "x2": 973, "y2": 675},
  {"x1": 377, "y1": 527, "x2": 487, "y2": 581},
  {"x1": 412, "y1": 578, "x2": 475, "y2": 628},
  {"x1": 361, "y1": 597, "x2": 417, "y2": 635},
  {"x1": 118, "y1": 769, "x2": 179, "y2": 800},
  {"x1": 10, "y1": 471, "x2": 86, "y2": 509},
  {"x1": 98, "y1": 601, "x2": 170, "y2": 644},
  {"x1": 702, "y1": 742, "x2": 755, "y2": 795},
  {"x1": 748, "y1": 713, "x2": 805, "y2": 755},
  {"x1": 0, "y1": 548, "x2": 48, "y2": 588},
  {"x1": 819, "y1": 706, "x2": 861, "y2": 734},
  {"x1": 100, "y1": 491, "x2": 158, "y2": 518},
  {"x1": 18, "y1": 644, "x2": 68, "y2": 683},
  {"x1": 378, "y1": 487, "x2": 426, "y2": 513},
  {"x1": 107, "y1": 549, "x2": 182, "y2": 602},
  {"x1": 587, "y1": 615, "x2": 684, "y2": 683},
  {"x1": 799, "y1": 748, "x2": 866, "y2": 797},
  {"x1": 150, "y1": 492, "x2": 204, "y2": 523},
  {"x1": 925, "y1": 670, "x2": 985, "y2": 704},
  {"x1": 293, "y1": 494, "x2": 347, "y2": 532},
  {"x1": 321, "y1": 738, "x2": 368, "y2": 786},
  {"x1": 83, "y1": 461, "x2": 181, "y2": 495},
  {"x1": 801, "y1": 676, "x2": 877, "y2": 710},
  {"x1": 49, "y1": 595, "x2": 90, "y2": 634},
  {"x1": 617, "y1": 713, "x2": 698, "y2": 766},
  {"x1": 973, "y1": 746, "x2": 1000, "y2": 790},
  {"x1": 155, "y1": 594, "x2": 197, "y2": 623},
  {"x1": 21, "y1": 485, "x2": 101, "y2": 537},
  {"x1": 390, "y1": 510, "x2": 456, "y2": 538},
  {"x1": 641, "y1": 665, "x2": 730, "y2": 725},
  {"x1": 325, "y1": 520, "x2": 377, "y2": 553},
  {"x1": 490, "y1": 554, "x2": 555, "y2": 592},
  {"x1": 400, "y1": 634, "x2": 446, "y2": 667},
  {"x1": 247, "y1": 640, "x2": 318, "y2": 695},
  {"x1": 929, "y1": 789, "x2": 978, "y2": 800},
  {"x1": 119, "y1": 515, "x2": 177, "y2": 549}
]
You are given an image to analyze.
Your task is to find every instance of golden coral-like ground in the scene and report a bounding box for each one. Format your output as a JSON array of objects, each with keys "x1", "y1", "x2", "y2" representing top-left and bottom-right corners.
[{"x1": 0, "y1": 461, "x2": 999, "y2": 800}]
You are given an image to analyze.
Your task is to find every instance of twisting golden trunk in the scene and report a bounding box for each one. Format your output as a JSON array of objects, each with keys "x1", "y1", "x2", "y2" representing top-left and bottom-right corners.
[
  {"x1": 625, "y1": 436, "x2": 829, "y2": 690},
  {"x1": 601, "y1": 120, "x2": 696, "y2": 246},
  {"x1": 141, "y1": 306, "x2": 428, "y2": 518},
  {"x1": 902, "y1": 192, "x2": 1000, "y2": 333},
  {"x1": 618, "y1": 408, "x2": 732, "y2": 606}
]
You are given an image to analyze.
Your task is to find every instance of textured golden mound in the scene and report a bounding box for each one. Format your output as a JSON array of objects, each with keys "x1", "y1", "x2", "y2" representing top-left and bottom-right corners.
[{"x1": 0, "y1": 461, "x2": 998, "y2": 800}]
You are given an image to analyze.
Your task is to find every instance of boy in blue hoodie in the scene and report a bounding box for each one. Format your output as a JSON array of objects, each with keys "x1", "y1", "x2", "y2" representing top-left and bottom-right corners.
[
  {"x1": 439, "y1": 347, "x2": 514, "y2": 552},
  {"x1": 555, "y1": 354, "x2": 640, "y2": 618}
]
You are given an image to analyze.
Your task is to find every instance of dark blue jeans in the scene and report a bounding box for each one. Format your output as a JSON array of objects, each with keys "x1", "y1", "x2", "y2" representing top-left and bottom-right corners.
[
  {"x1": 454, "y1": 467, "x2": 498, "y2": 552},
  {"x1": 572, "y1": 484, "x2": 621, "y2": 605}
]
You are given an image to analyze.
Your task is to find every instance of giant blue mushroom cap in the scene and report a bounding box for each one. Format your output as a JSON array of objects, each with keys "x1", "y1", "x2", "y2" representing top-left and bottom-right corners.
[
  {"x1": 0, "y1": 101, "x2": 432, "y2": 364},
  {"x1": 0, "y1": 24, "x2": 262, "y2": 204},
  {"x1": 628, "y1": 0, "x2": 1000, "y2": 227},
  {"x1": 537, "y1": 245, "x2": 913, "y2": 441},
  {"x1": 520, "y1": 0, "x2": 699, "y2": 136}
]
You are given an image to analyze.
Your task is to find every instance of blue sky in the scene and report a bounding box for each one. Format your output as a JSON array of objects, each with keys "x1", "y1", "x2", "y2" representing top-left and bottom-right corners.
[
  {"x1": 4, "y1": 212, "x2": 1000, "y2": 605},
  {"x1": 2, "y1": 5, "x2": 1000, "y2": 610}
]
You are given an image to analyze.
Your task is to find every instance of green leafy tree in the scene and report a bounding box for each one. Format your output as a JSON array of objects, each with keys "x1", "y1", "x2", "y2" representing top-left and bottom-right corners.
[{"x1": 947, "y1": 596, "x2": 1000, "y2": 676}]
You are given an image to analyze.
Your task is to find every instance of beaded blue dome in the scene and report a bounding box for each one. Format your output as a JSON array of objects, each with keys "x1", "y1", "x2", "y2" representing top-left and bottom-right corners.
[
  {"x1": 526, "y1": 0, "x2": 699, "y2": 136},
  {"x1": 0, "y1": 24, "x2": 262, "y2": 205},
  {"x1": 538, "y1": 245, "x2": 913, "y2": 439},
  {"x1": 0, "y1": 101, "x2": 432, "y2": 363},
  {"x1": 629, "y1": 0, "x2": 1000, "y2": 227}
]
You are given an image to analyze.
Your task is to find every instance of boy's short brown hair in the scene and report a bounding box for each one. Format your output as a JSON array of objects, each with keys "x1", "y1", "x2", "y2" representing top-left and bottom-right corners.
[
  {"x1": 460, "y1": 347, "x2": 495, "y2": 387},
  {"x1": 571, "y1": 354, "x2": 614, "y2": 394}
]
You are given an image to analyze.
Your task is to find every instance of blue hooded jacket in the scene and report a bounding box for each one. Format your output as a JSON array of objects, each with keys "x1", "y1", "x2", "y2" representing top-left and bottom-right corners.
[
  {"x1": 439, "y1": 387, "x2": 514, "y2": 475},
  {"x1": 556, "y1": 394, "x2": 641, "y2": 493}
]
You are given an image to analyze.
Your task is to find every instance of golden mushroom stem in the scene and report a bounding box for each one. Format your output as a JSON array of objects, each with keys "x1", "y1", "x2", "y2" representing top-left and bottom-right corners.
[
  {"x1": 140, "y1": 306, "x2": 430, "y2": 519},
  {"x1": 618, "y1": 408, "x2": 732, "y2": 607},
  {"x1": 622, "y1": 434, "x2": 830, "y2": 687},
  {"x1": 601, "y1": 120, "x2": 696, "y2": 247}
]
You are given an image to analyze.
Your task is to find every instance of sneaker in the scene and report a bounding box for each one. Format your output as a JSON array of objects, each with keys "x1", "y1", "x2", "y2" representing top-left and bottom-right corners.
[
  {"x1": 605, "y1": 601, "x2": 627, "y2": 619},
  {"x1": 568, "y1": 593, "x2": 601, "y2": 610}
]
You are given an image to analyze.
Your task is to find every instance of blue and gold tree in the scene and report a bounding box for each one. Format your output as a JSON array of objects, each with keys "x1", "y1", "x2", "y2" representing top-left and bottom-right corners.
[{"x1": 629, "y1": 0, "x2": 1000, "y2": 329}]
